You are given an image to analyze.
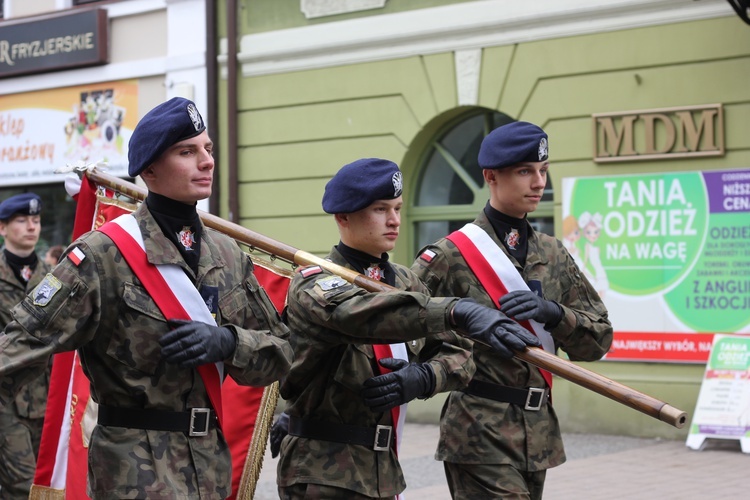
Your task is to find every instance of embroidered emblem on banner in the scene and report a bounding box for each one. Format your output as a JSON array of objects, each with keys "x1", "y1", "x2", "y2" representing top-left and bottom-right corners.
[
  {"x1": 21, "y1": 265, "x2": 32, "y2": 282},
  {"x1": 316, "y1": 275, "x2": 348, "y2": 291},
  {"x1": 505, "y1": 228, "x2": 520, "y2": 250},
  {"x1": 67, "y1": 247, "x2": 86, "y2": 266},
  {"x1": 33, "y1": 274, "x2": 62, "y2": 306},
  {"x1": 365, "y1": 265, "x2": 383, "y2": 281},
  {"x1": 178, "y1": 226, "x2": 195, "y2": 251}
]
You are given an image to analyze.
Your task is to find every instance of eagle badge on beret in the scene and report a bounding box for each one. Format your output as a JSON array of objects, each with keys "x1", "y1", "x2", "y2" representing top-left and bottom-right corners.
[
  {"x1": 187, "y1": 103, "x2": 203, "y2": 131},
  {"x1": 28, "y1": 198, "x2": 41, "y2": 215},
  {"x1": 392, "y1": 171, "x2": 403, "y2": 197},
  {"x1": 538, "y1": 137, "x2": 548, "y2": 161}
]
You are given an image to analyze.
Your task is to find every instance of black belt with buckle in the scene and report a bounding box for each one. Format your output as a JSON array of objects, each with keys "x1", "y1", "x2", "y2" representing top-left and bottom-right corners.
[
  {"x1": 463, "y1": 380, "x2": 549, "y2": 411},
  {"x1": 98, "y1": 405, "x2": 217, "y2": 437},
  {"x1": 288, "y1": 416, "x2": 394, "y2": 451}
]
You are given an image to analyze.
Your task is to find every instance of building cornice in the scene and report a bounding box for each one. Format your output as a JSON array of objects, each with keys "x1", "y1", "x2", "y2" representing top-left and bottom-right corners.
[{"x1": 220, "y1": 0, "x2": 732, "y2": 77}]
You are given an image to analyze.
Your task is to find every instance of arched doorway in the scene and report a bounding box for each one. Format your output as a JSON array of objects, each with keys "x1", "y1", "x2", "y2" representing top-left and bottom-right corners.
[{"x1": 408, "y1": 108, "x2": 554, "y2": 256}]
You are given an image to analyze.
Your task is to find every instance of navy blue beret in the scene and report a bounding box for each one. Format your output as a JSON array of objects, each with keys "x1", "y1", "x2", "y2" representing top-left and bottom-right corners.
[
  {"x1": 0, "y1": 193, "x2": 42, "y2": 220},
  {"x1": 478, "y1": 121, "x2": 549, "y2": 169},
  {"x1": 128, "y1": 97, "x2": 206, "y2": 177},
  {"x1": 322, "y1": 158, "x2": 403, "y2": 214}
]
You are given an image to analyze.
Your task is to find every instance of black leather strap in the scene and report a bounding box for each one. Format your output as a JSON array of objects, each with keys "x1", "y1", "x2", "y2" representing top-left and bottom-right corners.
[
  {"x1": 288, "y1": 416, "x2": 394, "y2": 451},
  {"x1": 463, "y1": 379, "x2": 549, "y2": 411},
  {"x1": 98, "y1": 405, "x2": 217, "y2": 436}
]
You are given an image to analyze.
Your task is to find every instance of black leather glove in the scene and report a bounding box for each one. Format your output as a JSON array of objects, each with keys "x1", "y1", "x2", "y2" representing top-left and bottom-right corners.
[
  {"x1": 499, "y1": 290, "x2": 564, "y2": 327},
  {"x1": 269, "y1": 412, "x2": 290, "y2": 459},
  {"x1": 361, "y1": 358, "x2": 436, "y2": 413},
  {"x1": 160, "y1": 319, "x2": 237, "y2": 368},
  {"x1": 451, "y1": 298, "x2": 541, "y2": 358}
]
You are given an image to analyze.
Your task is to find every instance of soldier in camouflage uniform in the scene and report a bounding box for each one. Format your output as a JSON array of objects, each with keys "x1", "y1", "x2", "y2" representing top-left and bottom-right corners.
[
  {"x1": 0, "y1": 193, "x2": 50, "y2": 500},
  {"x1": 411, "y1": 122, "x2": 613, "y2": 500},
  {"x1": 0, "y1": 98, "x2": 293, "y2": 500},
  {"x1": 274, "y1": 158, "x2": 540, "y2": 499}
]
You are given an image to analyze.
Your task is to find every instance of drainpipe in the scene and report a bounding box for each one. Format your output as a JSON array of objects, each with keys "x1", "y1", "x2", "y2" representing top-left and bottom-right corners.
[
  {"x1": 206, "y1": 0, "x2": 220, "y2": 215},
  {"x1": 226, "y1": 0, "x2": 239, "y2": 223}
]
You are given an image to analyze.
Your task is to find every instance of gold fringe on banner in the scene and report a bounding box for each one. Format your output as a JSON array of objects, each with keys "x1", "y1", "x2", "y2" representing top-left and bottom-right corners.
[
  {"x1": 28, "y1": 485, "x2": 66, "y2": 500},
  {"x1": 236, "y1": 381, "x2": 280, "y2": 500}
]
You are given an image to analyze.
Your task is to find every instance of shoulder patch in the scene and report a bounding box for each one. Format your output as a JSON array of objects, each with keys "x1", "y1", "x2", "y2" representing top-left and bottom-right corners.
[
  {"x1": 315, "y1": 275, "x2": 348, "y2": 291},
  {"x1": 32, "y1": 274, "x2": 62, "y2": 306},
  {"x1": 419, "y1": 249, "x2": 436, "y2": 263},
  {"x1": 299, "y1": 265, "x2": 323, "y2": 278},
  {"x1": 67, "y1": 246, "x2": 86, "y2": 266}
]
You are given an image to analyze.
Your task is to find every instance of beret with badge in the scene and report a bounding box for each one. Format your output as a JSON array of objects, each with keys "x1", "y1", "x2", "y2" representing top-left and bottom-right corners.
[
  {"x1": 322, "y1": 158, "x2": 404, "y2": 214},
  {"x1": 128, "y1": 97, "x2": 206, "y2": 177},
  {"x1": 478, "y1": 121, "x2": 549, "y2": 170},
  {"x1": 0, "y1": 193, "x2": 42, "y2": 220}
]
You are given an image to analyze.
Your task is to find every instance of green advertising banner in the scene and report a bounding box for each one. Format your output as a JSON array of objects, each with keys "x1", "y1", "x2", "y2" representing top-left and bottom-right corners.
[{"x1": 562, "y1": 168, "x2": 750, "y2": 362}]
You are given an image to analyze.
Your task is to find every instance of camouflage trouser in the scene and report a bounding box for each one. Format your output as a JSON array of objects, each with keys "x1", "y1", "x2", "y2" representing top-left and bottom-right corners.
[
  {"x1": 279, "y1": 483, "x2": 397, "y2": 500},
  {"x1": 444, "y1": 461, "x2": 546, "y2": 500},
  {"x1": 0, "y1": 407, "x2": 43, "y2": 500}
]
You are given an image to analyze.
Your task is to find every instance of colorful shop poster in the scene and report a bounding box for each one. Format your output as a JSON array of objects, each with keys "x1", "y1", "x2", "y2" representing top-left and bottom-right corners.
[
  {"x1": 0, "y1": 80, "x2": 138, "y2": 186},
  {"x1": 562, "y1": 169, "x2": 750, "y2": 363}
]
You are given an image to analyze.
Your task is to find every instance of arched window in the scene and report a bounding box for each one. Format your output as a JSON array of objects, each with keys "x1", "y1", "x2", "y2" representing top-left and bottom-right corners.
[{"x1": 409, "y1": 109, "x2": 554, "y2": 255}]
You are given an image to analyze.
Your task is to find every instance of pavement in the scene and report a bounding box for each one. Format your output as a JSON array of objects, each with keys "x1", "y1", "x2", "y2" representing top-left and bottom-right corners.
[{"x1": 253, "y1": 422, "x2": 748, "y2": 499}]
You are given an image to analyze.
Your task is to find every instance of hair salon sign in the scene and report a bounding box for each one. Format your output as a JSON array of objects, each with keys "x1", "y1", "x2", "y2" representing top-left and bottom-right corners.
[{"x1": 0, "y1": 9, "x2": 108, "y2": 78}]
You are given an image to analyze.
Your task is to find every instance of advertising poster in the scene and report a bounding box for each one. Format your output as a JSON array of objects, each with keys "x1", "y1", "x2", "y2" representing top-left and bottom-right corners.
[
  {"x1": 0, "y1": 79, "x2": 138, "y2": 186},
  {"x1": 686, "y1": 334, "x2": 750, "y2": 453},
  {"x1": 562, "y1": 168, "x2": 750, "y2": 363}
]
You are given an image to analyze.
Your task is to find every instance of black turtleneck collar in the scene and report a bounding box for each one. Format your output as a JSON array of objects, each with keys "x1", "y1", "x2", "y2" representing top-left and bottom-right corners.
[
  {"x1": 336, "y1": 241, "x2": 396, "y2": 286},
  {"x1": 146, "y1": 192, "x2": 202, "y2": 276},
  {"x1": 146, "y1": 192, "x2": 199, "y2": 220},
  {"x1": 4, "y1": 248, "x2": 38, "y2": 285},
  {"x1": 484, "y1": 201, "x2": 529, "y2": 267}
]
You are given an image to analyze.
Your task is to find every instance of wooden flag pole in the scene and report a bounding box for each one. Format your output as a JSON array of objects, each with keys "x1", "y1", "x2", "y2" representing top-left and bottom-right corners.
[{"x1": 85, "y1": 168, "x2": 687, "y2": 429}]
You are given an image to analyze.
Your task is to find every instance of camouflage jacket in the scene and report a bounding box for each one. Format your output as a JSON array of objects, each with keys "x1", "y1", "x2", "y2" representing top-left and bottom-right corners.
[
  {"x1": 0, "y1": 249, "x2": 50, "y2": 420},
  {"x1": 278, "y1": 247, "x2": 472, "y2": 497},
  {"x1": 411, "y1": 211, "x2": 612, "y2": 471},
  {"x1": 0, "y1": 204, "x2": 293, "y2": 500}
]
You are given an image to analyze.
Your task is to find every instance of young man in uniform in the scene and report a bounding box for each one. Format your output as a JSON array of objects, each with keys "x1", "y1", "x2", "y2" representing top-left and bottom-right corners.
[
  {"x1": 411, "y1": 121, "x2": 613, "y2": 499},
  {"x1": 0, "y1": 193, "x2": 50, "y2": 499},
  {"x1": 0, "y1": 97, "x2": 293, "y2": 499},
  {"x1": 275, "y1": 158, "x2": 540, "y2": 499}
]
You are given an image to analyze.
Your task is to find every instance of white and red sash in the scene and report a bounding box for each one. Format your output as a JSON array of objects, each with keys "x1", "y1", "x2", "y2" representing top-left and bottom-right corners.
[
  {"x1": 371, "y1": 342, "x2": 408, "y2": 455},
  {"x1": 446, "y1": 223, "x2": 554, "y2": 389},
  {"x1": 372, "y1": 341, "x2": 408, "y2": 500},
  {"x1": 98, "y1": 214, "x2": 225, "y2": 427}
]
